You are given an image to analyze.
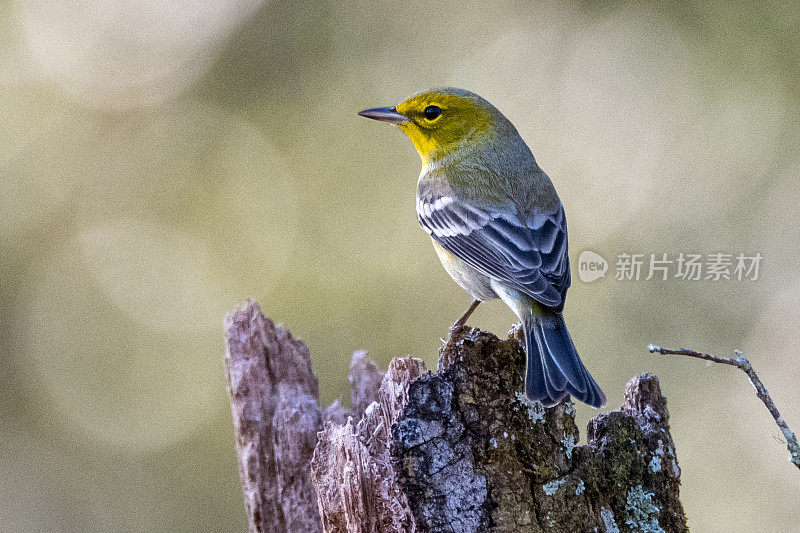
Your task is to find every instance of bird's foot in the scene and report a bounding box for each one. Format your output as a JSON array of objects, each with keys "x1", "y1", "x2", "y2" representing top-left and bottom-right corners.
[{"x1": 450, "y1": 299, "x2": 481, "y2": 331}]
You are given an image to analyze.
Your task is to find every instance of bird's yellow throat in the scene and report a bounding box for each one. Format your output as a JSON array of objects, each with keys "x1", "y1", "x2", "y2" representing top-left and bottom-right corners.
[{"x1": 396, "y1": 123, "x2": 438, "y2": 165}]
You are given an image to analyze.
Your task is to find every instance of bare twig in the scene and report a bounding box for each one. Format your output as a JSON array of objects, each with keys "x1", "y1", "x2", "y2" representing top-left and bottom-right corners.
[{"x1": 648, "y1": 344, "x2": 800, "y2": 470}]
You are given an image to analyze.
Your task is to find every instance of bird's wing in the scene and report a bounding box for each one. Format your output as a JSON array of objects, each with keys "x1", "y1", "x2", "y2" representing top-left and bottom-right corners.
[{"x1": 417, "y1": 191, "x2": 570, "y2": 309}]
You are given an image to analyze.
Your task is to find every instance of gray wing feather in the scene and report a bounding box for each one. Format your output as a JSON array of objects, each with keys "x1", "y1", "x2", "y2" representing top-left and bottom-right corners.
[{"x1": 418, "y1": 191, "x2": 570, "y2": 310}]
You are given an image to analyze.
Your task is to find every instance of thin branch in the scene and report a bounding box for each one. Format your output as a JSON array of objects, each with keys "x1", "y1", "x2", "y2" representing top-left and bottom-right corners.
[{"x1": 648, "y1": 344, "x2": 800, "y2": 471}]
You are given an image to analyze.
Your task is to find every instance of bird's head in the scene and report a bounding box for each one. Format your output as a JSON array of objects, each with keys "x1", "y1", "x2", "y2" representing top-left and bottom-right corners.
[{"x1": 359, "y1": 87, "x2": 512, "y2": 164}]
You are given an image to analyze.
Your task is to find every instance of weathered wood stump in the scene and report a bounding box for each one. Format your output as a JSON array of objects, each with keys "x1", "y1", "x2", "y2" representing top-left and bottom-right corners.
[{"x1": 224, "y1": 300, "x2": 686, "y2": 532}]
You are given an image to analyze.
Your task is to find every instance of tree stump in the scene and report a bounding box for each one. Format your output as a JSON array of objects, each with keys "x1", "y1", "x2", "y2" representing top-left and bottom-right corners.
[{"x1": 224, "y1": 300, "x2": 686, "y2": 532}]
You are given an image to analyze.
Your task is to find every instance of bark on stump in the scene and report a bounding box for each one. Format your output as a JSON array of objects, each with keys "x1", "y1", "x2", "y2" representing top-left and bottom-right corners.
[{"x1": 224, "y1": 300, "x2": 687, "y2": 532}]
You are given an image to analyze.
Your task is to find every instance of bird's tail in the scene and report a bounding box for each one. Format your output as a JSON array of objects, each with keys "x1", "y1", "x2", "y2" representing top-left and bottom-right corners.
[{"x1": 522, "y1": 310, "x2": 606, "y2": 408}]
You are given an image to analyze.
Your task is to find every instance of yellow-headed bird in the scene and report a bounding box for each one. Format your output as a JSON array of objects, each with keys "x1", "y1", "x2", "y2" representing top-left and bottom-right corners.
[{"x1": 359, "y1": 87, "x2": 605, "y2": 408}]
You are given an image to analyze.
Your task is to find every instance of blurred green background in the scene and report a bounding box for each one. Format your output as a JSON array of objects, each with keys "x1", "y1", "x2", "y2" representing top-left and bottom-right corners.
[{"x1": 1, "y1": 0, "x2": 798, "y2": 530}]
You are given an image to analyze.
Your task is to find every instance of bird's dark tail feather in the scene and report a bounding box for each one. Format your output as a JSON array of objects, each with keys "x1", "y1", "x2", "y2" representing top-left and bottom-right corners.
[{"x1": 522, "y1": 311, "x2": 606, "y2": 408}]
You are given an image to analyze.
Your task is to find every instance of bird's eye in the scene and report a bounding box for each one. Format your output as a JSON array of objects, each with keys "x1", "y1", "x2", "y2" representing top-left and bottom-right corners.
[{"x1": 423, "y1": 105, "x2": 442, "y2": 121}]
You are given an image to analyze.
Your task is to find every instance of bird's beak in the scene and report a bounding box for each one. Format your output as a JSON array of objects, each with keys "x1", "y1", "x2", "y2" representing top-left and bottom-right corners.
[{"x1": 358, "y1": 106, "x2": 409, "y2": 125}]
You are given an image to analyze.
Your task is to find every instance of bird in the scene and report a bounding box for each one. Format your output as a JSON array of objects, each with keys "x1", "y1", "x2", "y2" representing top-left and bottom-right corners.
[{"x1": 358, "y1": 87, "x2": 605, "y2": 408}]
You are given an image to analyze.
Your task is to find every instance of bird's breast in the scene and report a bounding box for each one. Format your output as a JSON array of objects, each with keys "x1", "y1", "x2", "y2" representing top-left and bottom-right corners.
[{"x1": 430, "y1": 238, "x2": 497, "y2": 301}]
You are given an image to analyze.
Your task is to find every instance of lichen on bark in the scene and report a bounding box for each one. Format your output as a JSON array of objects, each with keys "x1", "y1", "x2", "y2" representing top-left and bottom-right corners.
[{"x1": 389, "y1": 325, "x2": 686, "y2": 532}]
